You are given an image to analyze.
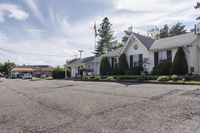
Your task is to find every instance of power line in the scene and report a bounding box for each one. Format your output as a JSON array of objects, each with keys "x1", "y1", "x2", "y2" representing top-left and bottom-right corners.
[{"x1": 0, "y1": 47, "x2": 70, "y2": 57}]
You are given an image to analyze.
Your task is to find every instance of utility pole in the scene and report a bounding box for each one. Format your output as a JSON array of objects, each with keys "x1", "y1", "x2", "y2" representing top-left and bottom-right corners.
[{"x1": 78, "y1": 50, "x2": 84, "y2": 59}]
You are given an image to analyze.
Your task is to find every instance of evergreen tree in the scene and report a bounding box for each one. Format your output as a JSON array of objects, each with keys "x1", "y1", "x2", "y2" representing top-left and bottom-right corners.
[
  {"x1": 171, "y1": 47, "x2": 188, "y2": 75},
  {"x1": 122, "y1": 26, "x2": 133, "y2": 43},
  {"x1": 169, "y1": 23, "x2": 187, "y2": 36},
  {"x1": 147, "y1": 27, "x2": 160, "y2": 39},
  {"x1": 195, "y1": 2, "x2": 200, "y2": 20},
  {"x1": 118, "y1": 54, "x2": 129, "y2": 74},
  {"x1": 159, "y1": 24, "x2": 169, "y2": 38},
  {"x1": 100, "y1": 57, "x2": 112, "y2": 75},
  {"x1": 96, "y1": 17, "x2": 117, "y2": 55},
  {"x1": 112, "y1": 43, "x2": 123, "y2": 50},
  {"x1": 0, "y1": 63, "x2": 3, "y2": 73}
]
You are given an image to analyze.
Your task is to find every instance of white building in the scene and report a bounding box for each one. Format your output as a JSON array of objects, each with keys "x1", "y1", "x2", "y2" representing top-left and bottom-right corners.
[{"x1": 68, "y1": 32, "x2": 200, "y2": 77}]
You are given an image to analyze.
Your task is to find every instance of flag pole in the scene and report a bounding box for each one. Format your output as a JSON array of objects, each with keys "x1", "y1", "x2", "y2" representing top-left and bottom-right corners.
[{"x1": 94, "y1": 21, "x2": 97, "y2": 55}]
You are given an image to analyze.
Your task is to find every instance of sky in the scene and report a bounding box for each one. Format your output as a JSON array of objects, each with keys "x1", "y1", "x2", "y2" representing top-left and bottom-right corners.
[{"x1": 0, "y1": 0, "x2": 199, "y2": 66}]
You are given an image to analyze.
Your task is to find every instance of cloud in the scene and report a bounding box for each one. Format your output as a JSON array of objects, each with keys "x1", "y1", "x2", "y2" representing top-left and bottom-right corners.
[
  {"x1": 23, "y1": 0, "x2": 45, "y2": 24},
  {"x1": 27, "y1": 28, "x2": 43, "y2": 39},
  {"x1": 0, "y1": 0, "x2": 199, "y2": 66},
  {"x1": 97, "y1": 0, "x2": 199, "y2": 34},
  {"x1": 0, "y1": 37, "x2": 76, "y2": 66},
  {"x1": 0, "y1": 3, "x2": 28, "y2": 23}
]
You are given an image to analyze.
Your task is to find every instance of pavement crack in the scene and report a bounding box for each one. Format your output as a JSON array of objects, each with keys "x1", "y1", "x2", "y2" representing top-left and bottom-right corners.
[{"x1": 149, "y1": 89, "x2": 182, "y2": 101}]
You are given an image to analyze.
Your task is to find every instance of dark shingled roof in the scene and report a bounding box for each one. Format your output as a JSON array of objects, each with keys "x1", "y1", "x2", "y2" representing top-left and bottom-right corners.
[
  {"x1": 133, "y1": 32, "x2": 155, "y2": 49},
  {"x1": 80, "y1": 56, "x2": 95, "y2": 63},
  {"x1": 67, "y1": 56, "x2": 95, "y2": 66}
]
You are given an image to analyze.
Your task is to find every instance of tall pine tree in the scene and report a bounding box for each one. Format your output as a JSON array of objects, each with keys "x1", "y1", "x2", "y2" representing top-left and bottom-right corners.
[
  {"x1": 169, "y1": 23, "x2": 187, "y2": 36},
  {"x1": 195, "y1": 2, "x2": 200, "y2": 20},
  {"x1": 96, "y1": 17, "x2": 117, "y2": 55},
  {"x1": 159, "y1": 24, "x2": 169, "y2": 38}
]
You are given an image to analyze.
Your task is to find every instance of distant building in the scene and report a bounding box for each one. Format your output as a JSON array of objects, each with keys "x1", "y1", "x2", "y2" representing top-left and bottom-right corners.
[{"x1": 11, "y1": 65, "x2": 53, "y2": 77}]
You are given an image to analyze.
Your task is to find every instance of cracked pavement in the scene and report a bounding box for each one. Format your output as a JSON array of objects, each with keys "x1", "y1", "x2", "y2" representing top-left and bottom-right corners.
[{"x1": 1, "y1": 79, "x2": 200, "y2": 132}]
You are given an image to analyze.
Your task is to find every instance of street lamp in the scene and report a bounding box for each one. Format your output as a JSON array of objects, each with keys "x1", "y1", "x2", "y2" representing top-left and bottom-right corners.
[{"x1": 78, "y1": 50, "x2": 84, "y2": 59}]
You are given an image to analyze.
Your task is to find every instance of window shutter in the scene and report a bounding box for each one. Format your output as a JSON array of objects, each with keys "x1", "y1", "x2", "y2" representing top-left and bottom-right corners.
[
  {"x1": 111, "y1": 58, "x2": 114, "y2": 68},
  {"x1": 167, "y1": 50, "x2": 172, "y2": 63},
  {"x1": 139, "y1": 54, "x2": 143, "y2": 67},
  {"x1": 154, "y1": 52, "x2": 159, "y2": 66},
  {"x1": 130, "y1": 55, "x2": 133, "y2": 69}
]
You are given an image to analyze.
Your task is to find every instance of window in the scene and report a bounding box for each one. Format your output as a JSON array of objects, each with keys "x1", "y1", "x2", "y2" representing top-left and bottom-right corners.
[
  {"x1": 130, "y1": 54, "x2": 143, "y2": 67},
  {"x1": 133, "y1": 55, "x2": 139, "y2": 67},
  {"x1": 114, "y1": 58, "x2": 118, "y2": 68},
  {"x1": 111, "y1": 57, "x2": 118, "y2": 68},
  {"x1": 167, "y1": 50, "x2": 172, "y2": 63},
  {"x1": 154, "y1": 52, "x2": 159, "y2": 66},
  {"x1": 157, "y1": 50, "x2": 172, "y2": 64},
  {"x1": 159, "y1": 51, "x2": 168, "y2": 64},
  {"x1": 159, "y1": 51, "x2": 167, "y2": 60}
]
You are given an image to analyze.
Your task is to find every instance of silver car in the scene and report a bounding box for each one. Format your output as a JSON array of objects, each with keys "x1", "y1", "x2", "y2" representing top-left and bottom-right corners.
[{"x1": 22, "y1": 73, "x2": 33, "y2": 80}]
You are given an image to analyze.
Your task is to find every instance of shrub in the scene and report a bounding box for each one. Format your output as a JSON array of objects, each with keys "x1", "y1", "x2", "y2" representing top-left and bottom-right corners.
[
  {"x1": 118, "y1": 54, "x2": 129, "y2": 74},
  {"x1": 67, "y1": 68, "x2": 71, "y2": 77},
  {"x1": 156, "y1": 76, "x2": 170, "y2": 82},
  {"x1": 106, "y1": 76, "x2": 115, "y2": 81},
  {"x1": 137, "y1": 75, "x2": 149, "y2": 81},
  {"x1": 184, "y1": 75, "x2": 200, "y2": 81},
  {"x1": 100, "y1": 57, "x2": 112, "y2": 75},
  {"x1": 171, "y1": 75, "x2": 178, "y2": 82},
  {"x1": 94, "y1": 76, "x2": 101, "y2": 80},
  {"x1": 151, "y1": 63, "x2": 171, "y2": 75},
  {"x1": 171, "y1": 47, "x2": 188, "y2": 75},
  {"x1": 125, "y1": 66, "x2": 143, "y2": 75},
  {"x1": 80, "y1": 66, "x2": 93, "y2": 76},
  {"x1": 52, "y1": 67, "x2": 65, "y2": 79},
  {"x1": 82, "y1": 76, "x2": 91, "y2": 80}
]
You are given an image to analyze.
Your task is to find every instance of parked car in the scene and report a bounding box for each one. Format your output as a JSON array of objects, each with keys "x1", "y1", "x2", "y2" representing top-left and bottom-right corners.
[
  {"x1": 40, "y1": 74, "x2": 48, "y2": 78},
  {"x1": 10, "y1": 73, "x2": 18, "y2": 79},
  {"x1": 22, "y1": 73, "x2": 33, "y2": 80}
]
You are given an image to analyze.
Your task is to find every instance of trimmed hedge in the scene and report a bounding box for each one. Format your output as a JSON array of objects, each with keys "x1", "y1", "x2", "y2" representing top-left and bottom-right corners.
[
  {"x1": 171, "y1": 47, "x2": 188, "y2": 75},
  {"x1": 125, "y1": 66, "x2": 143, "y2": 75},
  {"x1": 100, "y1": 57, "x2": 112, "y2": 75},
  {"x1": 118, "y1": 54, "x2": 129, "y2": 74},
  {"x1": 151, "y1": 63, "x2": 171, "y2": 75}
]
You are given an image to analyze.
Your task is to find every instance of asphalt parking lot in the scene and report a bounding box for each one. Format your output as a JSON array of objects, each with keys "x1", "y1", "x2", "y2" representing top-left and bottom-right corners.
[{"x1": 1, "y1": 79, "x2": 200, "y2": 133}]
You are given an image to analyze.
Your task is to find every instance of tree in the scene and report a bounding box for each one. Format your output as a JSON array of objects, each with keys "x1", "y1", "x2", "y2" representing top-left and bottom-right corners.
[
  {"x1": 112, "y1": 42, "x2": 124, "y2": 50},
  {"x1": 0, "y1": 63, "x2": 3, "y2": 73},
  {"x1": 195, "y1": 2, "x2": 200, "y2": 20},
  {"x1": 171, "y1": 47, "x2": 188, "y2": 75},
  {"x1": 122, "y1": 26, "x2": 133, "y2": 43},
  {"x1": 147, "y1": 27, "x2": 160, "y2": 39},
  {"x1": 118, "y1": 54, "x2": 129, "y2": 74},
  {"x1": 169, "y1": 23, "x2": 187, "y2": 36},
  {"x1": 100, "y1": 57, "x2": 112, "y2": 75},
  {"x1": 96, "y1": 17, "x2": 117, "y2": 55},
  {"x1": 52, "y1": 66, "x2": 65, "y2": 79},
  {"x1": 3, "y1": 61, "x2": 16, "y2": 76},
  {"x1": 159, "y1": 24, "x2": 169, "y2": 38}
]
